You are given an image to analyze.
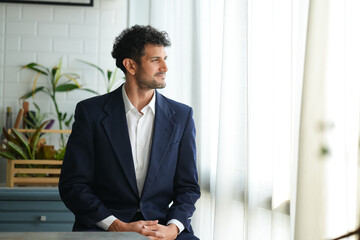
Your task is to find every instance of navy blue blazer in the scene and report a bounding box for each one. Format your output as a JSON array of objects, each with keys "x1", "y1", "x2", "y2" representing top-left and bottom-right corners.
[{"x1": 59, "y1": 85, "x2": 200, "y2": 233}]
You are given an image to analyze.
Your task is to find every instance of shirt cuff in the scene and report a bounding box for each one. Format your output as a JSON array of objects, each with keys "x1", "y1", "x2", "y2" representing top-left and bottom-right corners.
[
  {"x1": 95, "y1": 215, "x2": 117, "y2": 231},
  {"x1": 167, "y1": 219, "x2": 184, "y2": 234}
]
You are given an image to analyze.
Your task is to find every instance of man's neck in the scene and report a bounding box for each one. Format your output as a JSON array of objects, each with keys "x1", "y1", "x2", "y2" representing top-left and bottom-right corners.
[{"x1": 124, "y1": 82, "x2": 155, "y2": 112}]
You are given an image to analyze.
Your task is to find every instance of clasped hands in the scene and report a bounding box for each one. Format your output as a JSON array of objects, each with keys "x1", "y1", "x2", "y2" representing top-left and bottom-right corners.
[{"x1": 108, "y1": 219, "x2": 178, "y2": 240}]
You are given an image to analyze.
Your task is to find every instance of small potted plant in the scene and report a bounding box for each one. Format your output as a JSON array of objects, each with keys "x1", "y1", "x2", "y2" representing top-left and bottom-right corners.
[
  {"x1": 20, "y1": 58, "x2": 98, "y2": 146},
  {"x1": 0, "y1": 121, "x2": 65, "y2": 187}
]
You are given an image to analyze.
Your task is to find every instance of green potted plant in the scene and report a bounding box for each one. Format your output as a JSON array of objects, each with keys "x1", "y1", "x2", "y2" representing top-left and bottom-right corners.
[
  {"x1": 24, "y1": 103, "x2": 53, "y2": 129},
  {"x1": 0, "y1": 121, "x2": 48, "y2": 160},
  {"x1": 0, "y1": 121, "x2": 65, "y2": 187},
  {"x1": 20, "y1": 58, "x2": 98, "y2": 146}
]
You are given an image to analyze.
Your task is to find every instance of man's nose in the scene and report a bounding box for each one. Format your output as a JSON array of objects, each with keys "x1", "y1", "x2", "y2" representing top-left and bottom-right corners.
[{"x1": 160, "y1": 60, "x2": 168, "y2": 72}]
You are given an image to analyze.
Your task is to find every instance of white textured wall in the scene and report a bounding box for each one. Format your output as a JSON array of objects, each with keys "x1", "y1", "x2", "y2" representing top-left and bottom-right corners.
[
  {"x1": 0, "y1": 0, "x2": 128, "y2": 183},
  {"x1": 0, "y1": 0, "x2": 127, "y2": 129}
]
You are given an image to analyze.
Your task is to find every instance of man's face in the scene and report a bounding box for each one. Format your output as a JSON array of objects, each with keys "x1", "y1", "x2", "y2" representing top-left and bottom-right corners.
[{"x1": 134, "y1": 44, "x2": 168, "y2": 90}]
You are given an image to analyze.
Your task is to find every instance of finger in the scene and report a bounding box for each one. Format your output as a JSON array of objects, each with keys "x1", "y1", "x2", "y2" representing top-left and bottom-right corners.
[
  {"x1": 144, "y1": 225, "x2": 159, "y2": 231},
  {"x1": 142, "y1": 220, "x2": 159, "y2": 226},
  {"x1": 154, "y1": 231, "x2": 165, "y2": 238},
  {"x1": 140, "y1": 228, "x2": 157, "y2": 237},
  {"x1": 142, "y1": 229, "x2": 165, "y2": 238}
]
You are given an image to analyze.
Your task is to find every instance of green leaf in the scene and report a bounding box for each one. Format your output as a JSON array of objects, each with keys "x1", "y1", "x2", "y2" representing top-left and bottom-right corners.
[
  {"x1": 52, "y1": 67, "x2": 59, "y2": 87},
  {"x1": 65, "y1": 114, "x2": 74, "y2": 127},
  {"x1": 80, "y1": 88, "x2": 99, "y2": 95},
  {"x1": 11, "y1": 128, "x2": 31, "y2": 159},
  {"x1": 37, "y1": 115, "x2": 46, "y2": 126},
  {"x1": 7, "y1": 141, "x2": 29, "y2": 159},
  {"x1": 61, "y1": 113, "x2": 67, "y2": 121},
  {"x1": 107, "y1": 70, "x2": 112, "y2": 82},
  {"x1": 19, "y1": 86, "x2": 46, "y2": 100},
  {"x1": 54, "y1": 145, "x2": 66, "y2": 160},
  {"x1": 27, "y1": 111, "x2": 45, "y2": 127},
  {"x1": 62, "y1": 73, "x2": 80, "y2": 78},
  {"x1": 33, "y1": 102, "x2": 41, "y2": 112},
  {"x1": 29, "y1": 121, "x2": 49, "y2": 159},
  {"x1": 2, "y1": 127, "x2": 18, "y2": 144},
  {"x1": 27, "y1": 111, "x2": 36, "y2": 121},
  {"x1": 77, "y1": 59, "x2": 105, "y2": 78},
  {"x1": 108, "y1": 68, "x2": 118, "y2": 92},
  {"x1": 61, "y1": 73, "x2": 81, "y2": 87},
  {"x1": 24, "y1": 118, "x2": 36, "y2": 129},
  {"x1": 55, "y1": 83, "x2": 80, "y2": 92},
  {"x1": 21, "y1": 63, "x2": 49, "y2": 76},
  {"x1": 54, "y1": 58, "x2": 62, "y2": 86},
  {"x1": 0, "y1": 150, "x2": 16, "y2": 160}
]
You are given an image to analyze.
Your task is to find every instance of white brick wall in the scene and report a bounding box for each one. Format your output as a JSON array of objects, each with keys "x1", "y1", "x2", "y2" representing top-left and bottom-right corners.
[
  {"x1": 0, "y1": 0, "x2": 129, "y2": 183},
  {"x1": 38, "y1": 23, "x2": 68, "y2": 37},
  {"x1": 54, "y1": 8, "x2": 84, "y2": 23},
  {"x1": 53, "y1": 38, "x2": 83, "y2": 53},
  {"x1": 0, "y1": 22, "x2": 4, "y2": 35},
  {"x1": 22, "y1": 38, "x2": 52, "y2": 52},
  {"x1": 6, "y1": 22, "x2": 36, "y2": 35},
  {"x1": 5, "y1": 36, "x2": 20, "y2": 51},
  {"x1": 23, "y1": 5, "x2": 53, "y2": 21},
  {"x1": 5, "y1": 52, "x2": 35, "y2": 66},
  {"x1": 5, "y1": 5, "x2": 21, "y2": 21},
  {"x1": 0, "y1": 0, "x2": 128, "y2": 129}
]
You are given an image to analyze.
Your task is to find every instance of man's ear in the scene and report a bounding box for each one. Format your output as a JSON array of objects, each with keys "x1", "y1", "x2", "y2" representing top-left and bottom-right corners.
[{"x1": 123, "y1": 58, "x2": 136, "y2": 75}]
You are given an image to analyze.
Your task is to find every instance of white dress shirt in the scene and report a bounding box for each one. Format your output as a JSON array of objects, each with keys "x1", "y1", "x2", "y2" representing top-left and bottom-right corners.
[
  {"x1": 96, "y1": 86, "x2": 184, "y2": 234},
  {"x1": 123, "y1": 86, "x2": 155, "y2": 196}
]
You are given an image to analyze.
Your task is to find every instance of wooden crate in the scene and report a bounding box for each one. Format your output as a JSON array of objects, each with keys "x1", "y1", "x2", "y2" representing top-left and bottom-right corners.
[
  {"x1": 6, "y1": 129, "x2": 71, "y2": 187},
  {"x1": 5, "y1": 129, "x2": 70, "y2": 188},
  {"x1": 7, "y1": 159, "x2": 63, "y2": 187}
]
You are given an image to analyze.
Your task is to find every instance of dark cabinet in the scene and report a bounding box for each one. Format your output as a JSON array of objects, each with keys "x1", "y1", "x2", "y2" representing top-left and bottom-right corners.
[{"x1": 0, "y1": 188, "x2": 74, "y2": 231}]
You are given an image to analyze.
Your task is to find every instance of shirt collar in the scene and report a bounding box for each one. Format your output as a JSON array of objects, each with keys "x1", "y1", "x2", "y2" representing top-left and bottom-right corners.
[{"x1": 122, "y1": 85, "x2": 156, "y2": 114}]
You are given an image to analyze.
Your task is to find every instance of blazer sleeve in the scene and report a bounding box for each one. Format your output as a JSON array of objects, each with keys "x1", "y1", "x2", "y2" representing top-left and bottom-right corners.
[
  {"x1": 58, "y1": 102, "x2": 112, "y2": 227},
  {"x1": 168, "y1": 107, "x2": 201, "y2": 232}
]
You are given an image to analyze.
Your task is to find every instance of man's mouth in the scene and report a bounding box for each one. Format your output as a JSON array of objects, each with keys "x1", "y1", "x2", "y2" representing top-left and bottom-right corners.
[{"x1": 155, "y1": 72, "x2": 166, "y2": 78}]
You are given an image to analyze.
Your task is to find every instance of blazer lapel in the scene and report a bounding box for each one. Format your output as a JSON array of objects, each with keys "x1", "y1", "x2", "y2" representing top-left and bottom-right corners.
[
  {"x1": 101, "y1": 86, "x2": 139, "y2": 197},
  {"x1": 142, "y1": 91, "x2": 176, "y2": 196}
]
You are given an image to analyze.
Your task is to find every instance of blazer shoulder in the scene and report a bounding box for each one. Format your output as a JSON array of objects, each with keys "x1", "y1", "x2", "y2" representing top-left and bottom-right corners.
[
  {"x1": 74, "y1": 88, "x2": 121, "y2": 125},
  {"x1": 78, "y1": 92, "x2": 108, "y2": 108},
  {"x1": 78, "y1": 87, "x2": 121, "y2": 110}
]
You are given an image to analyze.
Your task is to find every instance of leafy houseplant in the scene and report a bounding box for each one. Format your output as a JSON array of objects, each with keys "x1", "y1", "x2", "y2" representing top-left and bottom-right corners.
[
  {"x1": 1, "y1": 121, "x2": 65, "y2": 186},
  {"x1": 0, "y1": 121, "x2": 52, "y2": 160},
  {"x1": 22, "y1": 102, "x2": 55, "y2": 140},
  {"x1": 20, "y1": 58, "x2": 98, "y2": 146},
  {"x1": 77, "y1": 59, "x2": 122, "y2": 93},
  {"x1": 24, "y1": 102, "x2": 53, "y2": 130}
]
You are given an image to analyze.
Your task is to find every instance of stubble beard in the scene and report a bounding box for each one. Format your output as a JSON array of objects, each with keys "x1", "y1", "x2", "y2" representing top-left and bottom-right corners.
[{"x1": 136, "y1": 74, "x2": 166, "y2": 90}]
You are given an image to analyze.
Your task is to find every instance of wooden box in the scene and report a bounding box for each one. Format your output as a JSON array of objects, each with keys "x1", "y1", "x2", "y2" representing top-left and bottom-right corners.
[
  {"x1": 6, "y1": 159, "x2": 63, "y2": 187},
  {"x1": 5, "y1": 129, "x2": 70, "y2": 188}
]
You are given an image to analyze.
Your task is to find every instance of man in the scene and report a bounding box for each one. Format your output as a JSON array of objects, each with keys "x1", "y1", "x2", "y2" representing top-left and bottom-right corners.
[{"x1": 59, "y1": 25, "x2": 201, "y2": 240}]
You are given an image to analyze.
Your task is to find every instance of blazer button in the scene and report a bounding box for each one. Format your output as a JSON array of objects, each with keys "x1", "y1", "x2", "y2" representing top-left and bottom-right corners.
[{"x1": 139, "y1": 202, "x2": 143, "y2": 208}]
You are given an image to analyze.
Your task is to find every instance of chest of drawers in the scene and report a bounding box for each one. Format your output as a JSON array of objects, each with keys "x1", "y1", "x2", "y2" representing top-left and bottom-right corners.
[{"x1": 0, "y1": 188, "x2": 74, "y2": 231}]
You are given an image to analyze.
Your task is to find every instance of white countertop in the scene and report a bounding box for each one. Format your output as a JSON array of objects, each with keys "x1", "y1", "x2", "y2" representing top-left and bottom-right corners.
[{"x1": 0, "y1": 232, "x2": 148, "y2": 240}]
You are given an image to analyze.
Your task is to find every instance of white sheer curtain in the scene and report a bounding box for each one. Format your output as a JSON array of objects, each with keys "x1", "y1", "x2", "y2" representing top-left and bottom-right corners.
[
  {"x1": 125, "y1": 0, "x2": 359, "y2": 239},
  {"x1": 195, "y1": 0, "x2": 305, "y2": 239},
  {"x1": 126, "y1": 0, "x2": 306, "y2": 239},
  {"x1": 294, "y1": 0, "x2": 360, "y2": 239}
]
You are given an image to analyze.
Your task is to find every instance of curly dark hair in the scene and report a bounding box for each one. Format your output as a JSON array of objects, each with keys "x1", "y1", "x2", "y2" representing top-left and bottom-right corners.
[{"x1": 111, "y1": 25, "x2": 171, "y2": 74}]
